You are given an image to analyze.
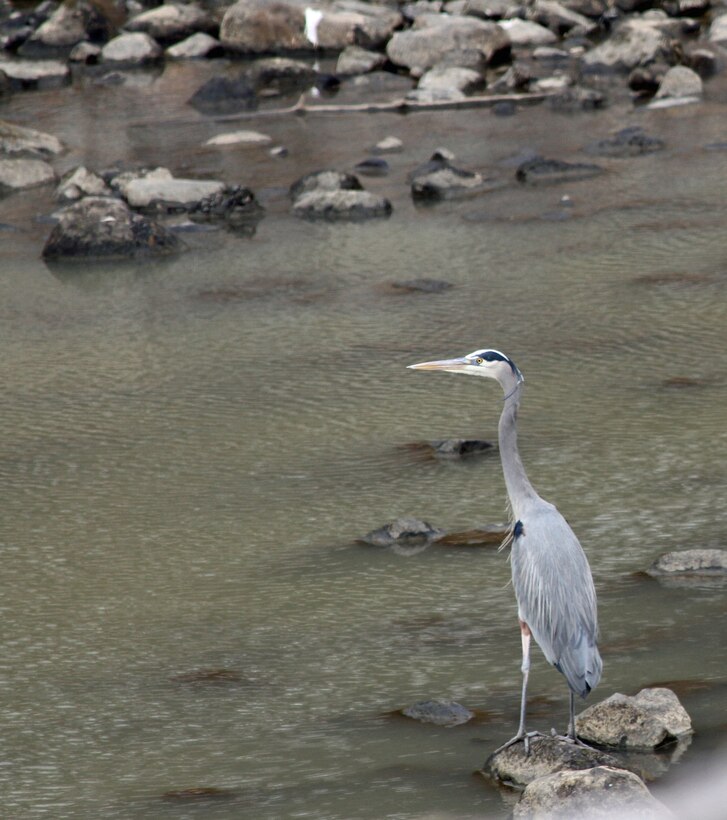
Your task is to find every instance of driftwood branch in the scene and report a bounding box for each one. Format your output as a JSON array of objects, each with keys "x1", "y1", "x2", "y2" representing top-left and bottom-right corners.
[{"x1": 212, "y1": 91, "x2": 555, "y2": 122}]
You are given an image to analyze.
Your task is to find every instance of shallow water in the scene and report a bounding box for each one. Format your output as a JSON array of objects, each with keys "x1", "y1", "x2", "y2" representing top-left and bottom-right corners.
[{"x1": 1, "y1": 60, "x2": 727, "y2": 818}]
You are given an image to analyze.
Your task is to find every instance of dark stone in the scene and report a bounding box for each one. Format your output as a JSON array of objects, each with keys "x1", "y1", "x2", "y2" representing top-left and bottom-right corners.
[
  {"x1": 628, "y1": 64, "x2": 665, "y2": 95},
  {"x1": 387, "y1": 278, "x2": 454, "y2": 293},
  {"x1": 42, "y1": 196, "x2": 183, "y2": 262},
  {"x1": 548, "y1": 84, "x2": 606, "y2": 111},
  {"x1": 685, "y1": 48, "x2": 719, "y2": 79},
  {"x1": 354, "y1": 157, "x2": 389, "y2": 177},
  {"x1": 359, "y1": 516, "x2": 444, "y2": 548},
  {"x1": 289, "y1": 169, "x2": 362, "y2": 201},
  {"x1": 410, "y1": 156, "x2": 493, "y2": 202},
  {"x1": 244, "y1": 56, "x2": 318, "y2": 95},
  {"x1": 585, "y1": 127, "x2": 665, "y2": 157},
  {"x1": 401, "y1": 700, "x2": 475, "y2": 726},
  {"x1": 516, "y1": 156, "x2": 604, "y2": 185},
  {"x1": 431, "y1": 438, "x2": 494, "y2": 456},
  {"x1": 188, "y1": 74, "x2": 258, "y2": 114},
  {"x1": 293, "y1": 189, "x2": 392, "y2": 221},
  {"x1": 188, "y1": 185, "x2": 265, "y2": 229},
  {"x1": 493, "y1": 100, "x2": 517, "y2": 116}
]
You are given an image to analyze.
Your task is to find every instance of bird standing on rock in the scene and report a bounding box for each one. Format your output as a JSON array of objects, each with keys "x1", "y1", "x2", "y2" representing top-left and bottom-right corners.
[{"x1": 408, "y1": 348, "x2": 602, "y2": 753}]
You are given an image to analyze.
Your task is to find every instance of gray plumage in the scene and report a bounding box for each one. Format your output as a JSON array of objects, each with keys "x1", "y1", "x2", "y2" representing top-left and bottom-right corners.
[{"x1": 408, "y1": 347, "x2": 602, "y2": 748}]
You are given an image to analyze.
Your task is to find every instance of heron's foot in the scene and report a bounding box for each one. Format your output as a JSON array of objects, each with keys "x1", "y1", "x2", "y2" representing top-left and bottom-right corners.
[
  {"x1": 492, "y1": 729, "x2": 547, "y2": 757},
  {"x1": 549, "y1": 729, "x2": 598, "y2": 751}
]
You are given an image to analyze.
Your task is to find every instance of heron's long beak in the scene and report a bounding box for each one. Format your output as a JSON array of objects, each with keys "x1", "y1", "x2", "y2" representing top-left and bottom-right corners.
[{"x1": 407, "y1": 357, "x2": 468, "y2": 373}]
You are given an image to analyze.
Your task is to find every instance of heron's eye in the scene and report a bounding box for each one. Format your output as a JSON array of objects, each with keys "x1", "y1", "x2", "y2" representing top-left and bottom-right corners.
[{"x1": 475, "y1": 357, "x2": 484, "y2": 365}]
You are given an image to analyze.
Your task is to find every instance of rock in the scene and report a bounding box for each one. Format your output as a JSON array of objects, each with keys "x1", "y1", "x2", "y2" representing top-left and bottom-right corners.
[
  {"x1": 0, "y1": 157, "x2": 55, "y2": 193},
  {"x1": 411, "y1": 157, "x2": 492, "y2": 201},
  {"x1": 707, "y1": 13, "x2": 727, "y2": 44},
  {"x1": 359, "y1": 517, "x2": 444, "y2": 548},
  {"x1": 513, "y1": 766, "x2": 672, "y2": 819},
  {"x1": 220, "y1": 0, "x2": 401, "y2": 53},
  {"x1": 430, "y1": 438, "x2": 494, "y2": 456},
  {"x1": 353, "y1": 157, "x2": 389, "y2": 176},
  {"x1": 372, "y1": 136, "x2": 403, "y2": 154},
  {"x1": 336, "y1": 44, "x2": 386, "y2": 74},
  {"x1": 387, "y1": 277, "x2": 453, "y2": 293},
  {"x1": 685, "y1": 47, "x2": 719, "y2": 79},
  {"x1": 628, "y1": 63, "x2": 666, "y2": 95},
  {"x1": 576, "y1": 688, "x2": 693, "y2": 749},
  {"x1": 488, "y1": 61, "x2": 533, "y2": 91},
  {"x1": 531, "y1": 73, "x2": 572, "y2": 91},
  {"x1": 499, "y1": 18, "x2": 558, "y2": 46},
  {"x1": 483, "y1": 736, "x2": 620, "y2": 787},
  {"x1": 516, "y1": 156, "x2": 603, "y2": 184},
  {"x1": 188, "y1": 185, "x2": 264, "y2": 228},
  {"x1": 17, "y1": 0, "x2": 93, "y2": 58},
  {"x1": 42, "y1": 197, "x2": 182, "y2": 261},
  {"x1": 124, "y1": 3, "x2": 216, "y2": 43},
  {"x1": 0, "y1": 120, "x2": 64, "y2": 158},
  {"x1": 647, "y1": 548, "x2": 727, "y2": 575},
  {"x1": 401, "y1": 700, "x2": 475, "y2": 726},
  {"x1": 205, "y1": 130, "x2": 272, "y2": 147},
  {"x1": 581, "y1": 14, "x2": 682, "y2": 71},
  {"x1": 529, "y1": 0, "x2": 597, "y2": 35},
  {"x1": 289, "y1": 169, "x2": 362, "y2": 200},
  {"x1": 450, "y1": 0, "x2": 517, "y2": 19},
  {"x1": 188, "y1": 74, "x2": 257, "y2": 114},
  {"x1": 418, "y1": 65, "x2": 484, "y2": 93},
  {"x1": 406, "y1": 86, "x2": 467, "y2": 102},
  {"x1": 55, "y1": 166, "x2": 111, "y2": 202},
  {"x1": 166, "y1": 32, "x2": 224, "y2": 59},
  {"x1": 123, "y1": 177, "x2": 227, "y2": 211},
  {"x1": 386, "y1": 15, "x2": 511, "y2": 72},
  {"x1": 533, "y1": 45, "x2": 570, "y2": 59},
  {"x1": 0, "y1": 58, "x2": 69, "y2": 89},
  {"x1": 245, "y1": 57, "x2": 318, "y2": 94},
  {"x1": 585, "y1": 126, "x2": 664, "y2": 157},
  {"x1": 101, "y1": 32, "x2": 163, "y2": 65},
  {"x1": 69, "y1": 41, "x2": 102, "y2": 63},
  {"x1": 293, "y1": 189, "x2": 392, "y2": 220},
  {"x1": 654, "y1": 65, "x2": 703, "y2": 99}
]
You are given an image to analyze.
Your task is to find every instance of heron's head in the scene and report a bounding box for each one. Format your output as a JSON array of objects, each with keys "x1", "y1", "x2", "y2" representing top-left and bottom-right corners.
[{"x1": 408, "y1": 348, "x2": 523, "y2": 392}]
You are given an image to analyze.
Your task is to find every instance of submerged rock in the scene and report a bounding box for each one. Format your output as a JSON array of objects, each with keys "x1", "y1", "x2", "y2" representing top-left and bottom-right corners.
[
  {"x1": 289, "y1": 169, "x2": 362, "y2": 200},
  {"x1": 0, "y1": 120, "x2": 64, "y2": 158},
  {"x1": 585, "y1": 127, "x2": 665, "y2": 157},
  {"x1": 188, "y1": 185, "x2": 265, "y2": 228},
  {"x1": 516, "y1": 156, "x2": 603, "y2": 184},
  {"x1": 42, "y1": 197, "x2": 182, "y2": 261},
  {"x1": 430, "y1": 438, "x2": 494, "y2": 456},
  {"x1": 576, "y1": 688, "x2": 693, "y2": 749},
  {"x1": 359, "y1": 516, "x2": 444, "y2": 548},
  {"x1": 293, "y1": 189, "x2": 392, "y2": 220},
  {"x1": 386, "y1": 277, "x2": 453, "y2": 293},
  {"x1": 484, "y1": 735, "x2": 620, "y2": 787},
  {"x1": 188, "y1": 74, "x2": 258, "y2": 114},
  {"x1": 647, "y1": 548, "x2": 727, "y2": 575},
  {"x1": 0, "y1": 157, "x2": 56, "y2": 193},
  {"x1": 411, "y1": 156, "x2": 493, "y2": 202},
  {"x1": 401, "y1": 699, "x2": 475, "y2": 726},
  {"x1": 513, "y1": 766, "x2": 671, "y2": 819}
]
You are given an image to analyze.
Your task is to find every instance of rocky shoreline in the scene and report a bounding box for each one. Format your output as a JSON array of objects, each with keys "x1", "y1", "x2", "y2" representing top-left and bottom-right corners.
[{"x1": 0, "y1": 0, "x2": 725, "y2": 259}]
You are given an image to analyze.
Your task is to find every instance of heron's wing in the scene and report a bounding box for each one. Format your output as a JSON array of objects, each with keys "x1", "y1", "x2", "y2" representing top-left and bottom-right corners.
[{"x1": 510, "y1": 504, "x2": 602, "y2": 697}]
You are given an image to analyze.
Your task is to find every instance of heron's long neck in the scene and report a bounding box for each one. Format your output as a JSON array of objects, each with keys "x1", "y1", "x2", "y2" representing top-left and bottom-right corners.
[{"x1": 498, "y1": 383, "x2": 538, "y2": 515}]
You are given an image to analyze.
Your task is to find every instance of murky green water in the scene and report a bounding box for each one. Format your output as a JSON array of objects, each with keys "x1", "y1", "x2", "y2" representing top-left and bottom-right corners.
[{"x1": 1, "y1": 60, "x2": 727, "y2": 818}]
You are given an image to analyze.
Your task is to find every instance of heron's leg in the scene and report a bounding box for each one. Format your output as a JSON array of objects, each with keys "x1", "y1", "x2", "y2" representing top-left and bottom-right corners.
[{"x1": 568, "y1": 690, "x2": 576, "y2": 740}]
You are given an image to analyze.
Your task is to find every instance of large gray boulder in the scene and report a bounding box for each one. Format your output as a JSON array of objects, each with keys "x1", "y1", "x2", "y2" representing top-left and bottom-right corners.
[
  {"x1": 0, "y1": 158, "x2": 56, "y2": 193},
  {"x1": 513, "y1": 766, "x2": 672, "y2": 819},
  {"x1": 654, "y1": 65, "x2": 703, "y2": 99},
  {"x1": 483, "y1": 735, "x2": 619, "y2": 787},
  {"x1": 0, "y1": 120, "x2": 64, "y2": 159},
  {"x1": 386, "y1": 14, "x2": 510, "y2": 72},
  {"x1": 707, "y1": 13, "x2": 727, "y2": 45},
  {"x1": 576, "y1": 688, "x2": 693, "y2": 749},
  {"x1": 17, "y1": 0, "x2": 92, "y2": 57},
  {"x1": 124, "y1": 3, "x2": 216, "y2": 42},
  {"x1": 42, "y1": 197, "x2": 182, "y2": 261},
  {"x1": 581, "y1": 13, "x2": 684, "y2": 70},
  {"x1": 101, "y1": 32, "x2": 163, "y2": 65},
  {"x1": 220, "y1": 0, "x2": 401, "y2": 53},
  {"x1": 293, "y1": 188, "x2": 392, "y2": 220}
]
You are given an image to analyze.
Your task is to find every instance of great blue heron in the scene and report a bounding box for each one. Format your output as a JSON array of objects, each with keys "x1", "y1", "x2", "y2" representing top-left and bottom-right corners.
[{"x1": 408, "y1": 348, "x2": 602, "y2": 752}]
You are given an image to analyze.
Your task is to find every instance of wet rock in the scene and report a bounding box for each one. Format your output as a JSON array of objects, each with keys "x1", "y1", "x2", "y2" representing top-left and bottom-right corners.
[
  {"x1": 484, "y1": 735, "x2": 620, "y2": 787},
  {"x1": 123, "y1": 176, "x2": 227, "y2": 211},
  {"x1": 220, "y1": 0, "x2": 401, "y2": 53},
  {"x1": 432, "y1": 438, "x2": 494, "y2": 456},
  {"x1": 55, "y1": 166, "x2": 111, "y2": 203},
  {"x1": 406, "y1": 86, "x2": 467, "y2": 103},
  {"x1": 0, "y1": 157, "x2": 55, "y2": 193},
  {"x1": 17, "y1": 0, "x2": 94, "y2": 58},
  {"x1": 513, "y1": 766, "x2": 671, "y2": 819},
  {"x1": 529, "y1": 0, "x2": 597, "y2": 35},
  {"x1": 124, "y1": 3, "x2": 216, "y2": 43},
  {"x1": 401, "y1": 699, "x2": 475, "y2": 726},
  {"x1": 647, "y1": 548, "x2": 727, "y2": 575},
  {"x1": 188, "y1": 185, "x2": 264, "y2": 228},
  {"x1": 387, "y1": 277, "x2": 453, "y2": 293},
  {"x1": 354, "y1": 157, "x2": 389, "y2": 176},
  {"x1": 411, "y1": 157, "x2": 492, "y2": 201},
  {"x1": 188, "y1": 74, "x2": 257, "y2": 114},
  {"x1": 0, "y1": 57, "x2": 69, "y2": 89},
  {"x1": 166, "y1": 32, "x2": 224, "y2": 59},
  {"x1": 245, "y1": 57, "x2": 318, "y2": 94},
  {"x1": 336, "y1": 45, "x2": 387, "y2": 75},
  {"x1": 576, "y1": 688, "x2": 693, "y2": 749},
  {"x1": 488, "y1": 61, "x2": 533, "y2": 92},
  {"x1": 654, "y1": 65, "x2": 702, "y2": 99},
  {"x1": 386, "y1": 15, "x2": 511, "y2": 72},
  {"x1": 581, "y1": 14, "x2": 681, "y2": 70},
  {"x1": 372, "y1": 136, "x2": 403, "y2": 154},
  {"x1": 293, "y1": 189, "x2": 392, "y2": 220},
  {"x1": 548, "y1": 84, "x2": 605, "y2": 110},
  {"x1": 289, "y1": 169, "x2": 363, "y2": 200},
  {"x1": 101, "y1": 32, "x2": 163, "y2": 65},
  {"x1": 359, "y1": 516, "x2": 444, "y2": 548},
  {"x1": 417, "y1": 65, "x2": 485, "y2": 93},
  {"x1": 0, "y1": 120, "x2": 64, "y2": 159},
  {"x1": 69, "y1": 41, "x2": 102, "y2": 64},
  {"x1": 707, "y1": 13, "x2": 727, "y2": 45},
  {"x1": 42, "y1": 197, "x2": 182, "y2": 262},
  {"x1": 685, "y1": 47, "x2": 719, "y2": 79},
  {"x1": 205, "y1": 130, "x2": 272, "y2": 147},
  {"x1": 500, "y1": 18, "x2": 558, "y2": 45},
  {"x1": 516, "y1": 156, "x2": 603, "y2": 184},
  {"x1": 585, "y1": 126, "x2": 664, "y2": 157},
  {"x1": 628, "y1": 63, "x2": 666, "y2": 95},
  {"x1": 533, "y1": 45, "x2": 570, "y2": 59}
]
